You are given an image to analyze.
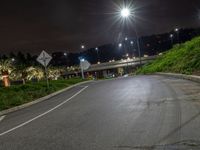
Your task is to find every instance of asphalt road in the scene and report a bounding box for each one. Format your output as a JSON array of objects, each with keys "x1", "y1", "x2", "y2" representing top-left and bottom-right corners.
[{"x1": 0, "y1": 75, "x2": 200, "y2": 150}]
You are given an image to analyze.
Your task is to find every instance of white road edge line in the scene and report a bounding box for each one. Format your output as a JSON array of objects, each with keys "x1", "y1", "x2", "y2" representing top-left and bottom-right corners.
[
  {"x1": 0, "y1": 86, "x2": 88, "y2": 137},
  {"x1": 0, "y1": 115, "x2": 5, "y2": 122}
]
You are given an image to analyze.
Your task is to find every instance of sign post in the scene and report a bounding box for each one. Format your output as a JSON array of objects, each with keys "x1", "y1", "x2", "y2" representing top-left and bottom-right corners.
[
  {"x1": 80, "y1": 59, "x2": 90, "y2": 79},
  {"x1": 80, "y1": 62, "x2": 84, "y2": 79},
  {"x1": 37, "y1": 50, "x2": 52, "y2": 88}
]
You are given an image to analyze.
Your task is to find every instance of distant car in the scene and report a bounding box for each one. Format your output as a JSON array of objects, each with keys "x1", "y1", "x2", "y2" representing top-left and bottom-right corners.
[
  {"x1": 123, "y1": 74, "x2": 129, "y2": 77},
  {"x1": 106, "y1": 74, "x2": 115, "y2": 78}
]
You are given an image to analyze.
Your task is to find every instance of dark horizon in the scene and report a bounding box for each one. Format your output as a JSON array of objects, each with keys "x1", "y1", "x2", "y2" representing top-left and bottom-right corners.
[{"x1": 0, "y1": 0, "x2": 200, "y2": 54}]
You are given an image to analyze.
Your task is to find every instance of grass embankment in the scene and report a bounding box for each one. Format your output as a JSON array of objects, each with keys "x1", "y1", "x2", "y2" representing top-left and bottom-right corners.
[
  {"x1": 0, "y1": 78, "x2": 85, "y2": 111},
  {"x1": 137, "y1": 36, "x2": 200, "y2": 75}
]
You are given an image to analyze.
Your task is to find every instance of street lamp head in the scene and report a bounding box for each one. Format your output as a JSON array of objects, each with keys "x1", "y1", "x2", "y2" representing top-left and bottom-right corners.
[
  {"x1": 80, "y1": 58, "x2": 85, "y2": 62},
  {"x1": 170, "y1": 34, "x2": 173, "y2": 38},
  {"x1": 121, "y1": 8, "x2": 130, "y2": 18},
  {"x1": 95, "y1": 47, "x2": 98, "y2": 51},
  {"x1": 175, "y1": 28, "x2": 179, "y2": 32},
  {"x1": 130, "y1": 41, "x2": 134, "y2": 45},
  {"x1": 81, "y1": 45, "x2": 85, "y2": 49},
  {"x1": 64, "y1": 52, "x2": 67, "y2": 56},
  {"x1": 125, "y1": 37, "x2": 128, "y2": 41},
  {"x1": 118, "y1": 43, "x2": 122, "y2": 48}
]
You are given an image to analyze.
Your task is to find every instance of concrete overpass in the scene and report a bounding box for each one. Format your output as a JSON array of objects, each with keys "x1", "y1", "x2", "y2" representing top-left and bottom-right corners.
[
  {"x1": 65, "y1": 56, "x2": 157, "y2": 78},
  {"x1": 87, "y1": 56, "x2": 157, "y2": 72},
  {"x1": 85, "y1": 56, "x2": 157, "y2": 78}
]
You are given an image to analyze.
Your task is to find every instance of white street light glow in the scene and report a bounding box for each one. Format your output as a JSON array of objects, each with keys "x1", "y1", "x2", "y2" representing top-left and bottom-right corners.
[
  {"x1": 175, "y1": 28, "x2": 179, "y2": 32},
  {"x1": 121, "y1": 8, "x2": 130, "y2": 18},
  {"x1": 119, "y1": 43, "x2": 122, "y2": 47},
  {"x1": 81, "y1": 45, "x2": 85, "y2": 49}
]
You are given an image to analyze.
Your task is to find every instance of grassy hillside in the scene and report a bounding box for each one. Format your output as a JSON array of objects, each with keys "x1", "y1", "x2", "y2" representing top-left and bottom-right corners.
[{"x1": 137, "y1": 36, "x2": 200, "y2": 75}]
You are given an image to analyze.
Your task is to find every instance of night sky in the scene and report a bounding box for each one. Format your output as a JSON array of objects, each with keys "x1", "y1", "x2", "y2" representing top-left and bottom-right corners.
[{"x1": 0, "y1": 0, "x2": 200, "y2": 54}]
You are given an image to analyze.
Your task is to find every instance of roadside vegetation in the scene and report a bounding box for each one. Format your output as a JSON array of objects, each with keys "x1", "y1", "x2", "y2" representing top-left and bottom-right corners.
[
  {"x1": 0, "y1": 78, "x2": 84, "y2": 111},
  {"x1": 137, "y1": 36, "x2": 200, "y2": 75},
  {"x1": 0, "y1": 58, "x2": 86, "y2": 111}
]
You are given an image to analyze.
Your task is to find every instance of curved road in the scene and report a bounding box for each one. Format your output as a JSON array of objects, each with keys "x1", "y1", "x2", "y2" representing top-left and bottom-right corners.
[{"x1": 0, "y1": 75, "x2": 200, "y2": 149}]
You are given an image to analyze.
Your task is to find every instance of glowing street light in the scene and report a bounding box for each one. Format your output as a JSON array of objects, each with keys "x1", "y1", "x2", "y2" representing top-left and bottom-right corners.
[
  {"x1": 170, "y1": 34, "x2": 174, "y2": 45},
  {"x1": 130, "y1": 41, "x2": 134, "y2": 45},
  {"x1": 174, "y1": 28, "x2": 180, "y2": 43},
  {"x1": 125, "y1": 37, "x2": 128, "y2": 41},
  {"x1": 121, "y1": 8, "x2": 130, "y2": 18},
  {"x1": 175, "y1": 28, "x2": 179, "y2": 32},
  {"x1": 81, "y1": 45, "x2": 85, "y2": 49},
  {"x1": 119, "y1": 43, "x2": 122, "y2": 48},
  {"x1": 80, "y1": 58, "x2": 85, "y2": 62}
]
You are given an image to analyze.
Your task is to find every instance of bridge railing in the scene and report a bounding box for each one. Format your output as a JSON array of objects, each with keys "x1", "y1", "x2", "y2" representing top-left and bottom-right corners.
[
  {"x1": 86, "y1": 55, "x2": 158, "y2": 72},
  {"x1": 90, "y1": 55, "x2": 157, "y2": 68}
]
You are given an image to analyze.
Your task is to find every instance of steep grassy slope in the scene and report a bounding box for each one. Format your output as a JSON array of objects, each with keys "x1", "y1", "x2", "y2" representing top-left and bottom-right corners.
[{"x1": 137, "y1": 36, "x2": 200, "y2": 75}]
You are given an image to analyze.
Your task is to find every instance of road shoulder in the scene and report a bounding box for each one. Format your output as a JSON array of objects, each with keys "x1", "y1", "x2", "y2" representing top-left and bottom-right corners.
[{"x1": 155, "y1": 72, "x2": 200, "y2": 84}]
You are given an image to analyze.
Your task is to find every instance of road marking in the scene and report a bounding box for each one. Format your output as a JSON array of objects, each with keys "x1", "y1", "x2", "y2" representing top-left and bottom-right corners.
[
  {"x1": 0, "y1": 116, "x2": 5, "y2": 122},
  {"x1": 0, "y1": 86, "x2": 88, "y2": 137}
]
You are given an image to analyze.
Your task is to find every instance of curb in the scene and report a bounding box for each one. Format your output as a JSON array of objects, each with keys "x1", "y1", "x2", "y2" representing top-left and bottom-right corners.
[
  {"x1": 0, "y1": 80, "x2": 92, "y2": 116},
  {"x1": 155, "y1": 72, "x2": 200, "y2": 83}
]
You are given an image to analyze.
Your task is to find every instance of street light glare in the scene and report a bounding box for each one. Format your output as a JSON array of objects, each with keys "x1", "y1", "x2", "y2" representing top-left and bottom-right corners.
[
  {"x1": 81, "y1": 45, "x2": 85, "y2": 49},
  {"x1": 121, "y1": 8, "x2": 130, "y2": 18}
]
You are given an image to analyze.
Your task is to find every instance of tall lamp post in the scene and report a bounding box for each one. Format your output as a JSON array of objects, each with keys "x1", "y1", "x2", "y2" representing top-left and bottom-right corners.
[
  {"x1": 170, "y1": 34, "x2": 174, "y2": 46},
  {"x1": 95, "y1": 47, "x2": 99, "y2": 63},
  {"x1": 80, "y1": 58, "x2": 85, "y2": 79},
  {"x1": 120, "y1": 8, "x2": 142, "y2": 65},
  {"x1": 175, "y1": 28, "x2": 179, "y2": 43},
  {"x1": 80, "y1": 45, "x2": 85, "y2": 79}
]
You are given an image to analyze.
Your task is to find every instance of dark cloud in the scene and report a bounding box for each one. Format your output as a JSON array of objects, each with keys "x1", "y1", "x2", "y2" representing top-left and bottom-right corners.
[{"x1": 0, "y1": 0, "x2": 200, "y2": 54}]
